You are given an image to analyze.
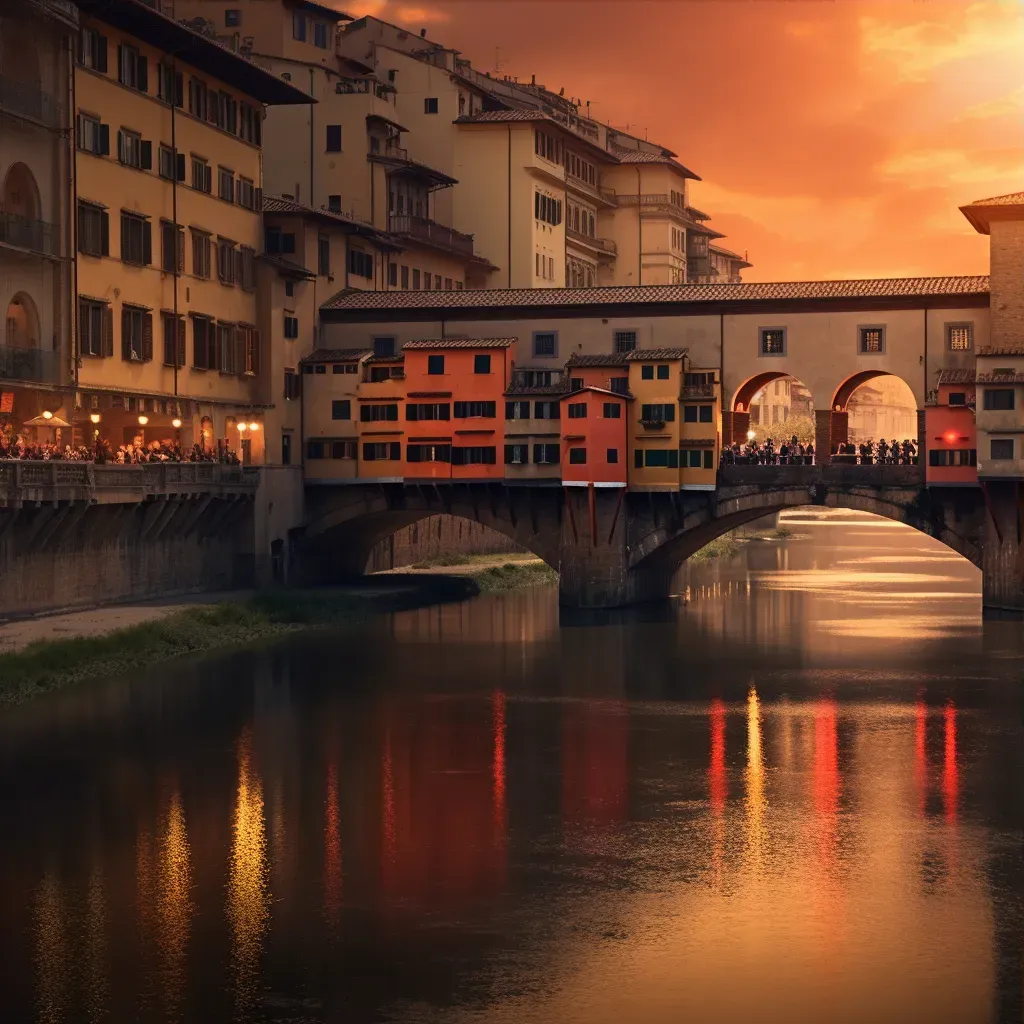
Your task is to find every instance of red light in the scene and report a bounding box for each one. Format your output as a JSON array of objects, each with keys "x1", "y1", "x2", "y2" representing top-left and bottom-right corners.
[{"x1": 944, "y1": 431, "x2": 959, "y2": 444}]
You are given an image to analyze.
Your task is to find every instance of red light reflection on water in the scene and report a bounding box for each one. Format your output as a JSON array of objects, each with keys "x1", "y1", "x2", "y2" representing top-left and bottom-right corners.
[
  {"x1": 323, "y1": 760, "x2": 342, "y2": 930},
  {"x1": 914, "y1": 699, "x2": 927, "y2": 816},
  {"x1": 709, "y1": 699, "x2": 727, "y2": 814},
  {"x1": 942, "y1": 702, "x2": 959, "y2": 825}
]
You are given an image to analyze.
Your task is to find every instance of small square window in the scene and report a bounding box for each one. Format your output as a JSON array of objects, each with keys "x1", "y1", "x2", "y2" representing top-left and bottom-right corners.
[
  {"x1": 990, "y1": 438, "x2": 1014, "y2": 460},
  {"x1": 699, "y1": 405, "x2": 713, "y2": 423},
  {"x1": 948, "y1": 392, "x2": 967, "y2": 406},
  {"x1": 284, "y1": 281, "x2": 294, "y2": 297},
  {"x1": 314, "y1": 364, "x2": 326, "y2": 375},
  {"x1": 656, "y1": 365, "x2": 670, "y2": 380},
  {"x1": 225, "y1": 9, "x2": 241, "y2": 26},
  {"x1": 427, "y1": 354, "x2": 445, "y2": 375},
  {"x1": 641, "y1": 365, "x2": 654, "y2": 380},
  {"x1": 606, "y1": 448, "x2": 618, "y2": 464},
  {"x1": 683, "y1": 405, "x2": 697, "y2": 423},
  {"x1": 474, "y1": 353, "x2": 491, "y2": 374},
  {"x1": 325, "y1": 125, "x2": 342, "y2": 152},
  {"x1": 947, "y1": 324, "x2": 973, "y2": 351},
  {"x1": 569, "y1": 448, "x2": 586, "y2": 464},
  {"x1": 332, "y1": 400, "x2": 351, "y2": 420},
  {"x1": 373, "y1": 336, "x2": 395, "y2": 358},
  {"x1": 424, "y1": 97, "x2": 439, "y2": 114},
  {"x1": 613, "y1": 330, "x2": 637, "y2": 353},
  {"x1": 533, "y1": 332, "x2": 557, "y2": 357},
  {"x1": 859, "y1": 326, "x2": 885, "y2": 353},
  {"x1": 760, "y1": 328, "x2": 786, "y2": 355}
]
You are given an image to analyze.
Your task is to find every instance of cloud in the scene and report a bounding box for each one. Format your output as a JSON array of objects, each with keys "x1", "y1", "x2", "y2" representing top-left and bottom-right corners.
[
  {"x1": 878, "y1": 147, "x2": 1024, "y2": 188},
  {"x1": 394, "y1": 6, "x2": 451, "y2": 24},
  {"x1": 955, "y1": 85, "x2": 1024, "y2": 121}
]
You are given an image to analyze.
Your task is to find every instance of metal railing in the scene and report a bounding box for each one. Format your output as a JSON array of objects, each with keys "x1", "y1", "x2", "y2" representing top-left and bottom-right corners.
[
  {"x1": 0, "y1": 73, "x2": 62, "y2": 128},
  {"x1": 681, "y1": 384, "x2": 715, "y2": 399},
  {"x1": 388, "y1": 214, "x2": 475, "y2": 256},
  {"x1": 0, "y1": 212, "x2": 61, "y2": 257},
  {"x1": 0, "y1": 460, "x2": 260, "y2": 494},
  {"x1": 565, "y1": 226, "x2": 617, "y2": 255},
  {"x1": 0, "y1": 345, "x2": 62, "y2": 383}
]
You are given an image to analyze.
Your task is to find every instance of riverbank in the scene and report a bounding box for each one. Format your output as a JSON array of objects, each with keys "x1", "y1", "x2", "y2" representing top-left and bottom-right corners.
[
  {"x1": 383, "y1": 552, "x2": 558, "y2": 592},
  {"x1": 689, "y1": 525, "x2": 794, "y2": 563},
  {"x1": 0, "y1": 577, "x2": 477, "y2": 707}
]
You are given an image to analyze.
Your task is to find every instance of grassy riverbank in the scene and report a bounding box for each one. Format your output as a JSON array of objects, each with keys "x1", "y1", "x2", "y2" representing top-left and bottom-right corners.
[
  {"x1": 406, "y1": 552, "x2": 558, "y2": 591},
  {"x1": 0, "y1": 578, "x2": 475, "y2": 707},
  {"x1": 689, "y1": 525, "x2": 794, "y2": 564}
]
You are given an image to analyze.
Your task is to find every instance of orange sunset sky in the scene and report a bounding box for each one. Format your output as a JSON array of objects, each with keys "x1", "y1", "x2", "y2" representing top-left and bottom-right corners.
[{"x1": 341, "y1": 0, "x2": 1024, "y2": 282}]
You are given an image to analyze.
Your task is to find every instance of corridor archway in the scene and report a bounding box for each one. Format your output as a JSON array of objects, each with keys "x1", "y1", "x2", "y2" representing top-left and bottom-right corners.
[
  {"x1": 833, "y1": 372, "x2": 919, "y2": 448},
  {"x1": 4, "y1": 292, "x2": 40, "y2": 349},
  {"x1": 1, "y1": 162, "x2": 42, "y2": 222},
  {"x1": 729, "y1": 372, "x2": 815, "y2": 448}
]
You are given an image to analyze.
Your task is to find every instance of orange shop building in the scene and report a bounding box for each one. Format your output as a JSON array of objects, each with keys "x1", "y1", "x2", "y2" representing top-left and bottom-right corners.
[
  {"x1": 925, "y1": 369, "x2": 978, "y2": 486},
  {"x1": 560, "y1": 386, "x2": 630, "y2": 486}
]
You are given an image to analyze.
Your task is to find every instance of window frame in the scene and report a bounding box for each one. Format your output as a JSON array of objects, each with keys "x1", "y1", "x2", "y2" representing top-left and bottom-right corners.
[
  {"x1": 533, "y1": 331, "x2": 558, "y2": 358},
  {"x1": 759, "y1": 326, "x2": 787, "y2": 356},
  {"x1": 946, "y1": 322, "x2": 974, "y2": 352},
  {"x1": 990, "y1": 438, "x2": 1014, "y2": 460},
  {"x1": 858, "y1": 324, "x2": 886, "y2": 354}
]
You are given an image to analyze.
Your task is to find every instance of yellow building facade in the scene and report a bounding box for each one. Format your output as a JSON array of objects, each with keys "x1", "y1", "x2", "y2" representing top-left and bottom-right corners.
[{"x1": 71, "y1": 0, "x2": 308, "y2": 455}]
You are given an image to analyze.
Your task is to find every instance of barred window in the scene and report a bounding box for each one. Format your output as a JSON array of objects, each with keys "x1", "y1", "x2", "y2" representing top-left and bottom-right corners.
[
  {"x1": 859, "y1": 326, "x2": 885, "y2": 353},
  {"x1": 613, "y1": 330, "x2": 637, "y2": 353},
  {"x1": 948, "y1": 324, "x2": 973, "y2": 351},
  {"x1": 760, "y1": 328, "x2": 786, "y2": 355}
]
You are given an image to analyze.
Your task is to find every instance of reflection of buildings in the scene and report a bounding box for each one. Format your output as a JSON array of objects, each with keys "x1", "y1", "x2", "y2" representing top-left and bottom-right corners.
[
  {"x1": 562, "y1": 700, "x2": 629, "y2": 839},
  {"x1": 748, "y1": 377, "x2": 813, "y2": 430},
  {"x1": 847, "y1": 377, "x2": 917, "y2": 442}
]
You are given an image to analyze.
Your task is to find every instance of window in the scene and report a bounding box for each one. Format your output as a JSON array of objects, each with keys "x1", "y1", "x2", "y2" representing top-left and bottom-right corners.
[
  {"x1": 284, "y1": 316, "x2": 299, "y2": 339},
  {"x1": 424, "y1": 97, "x2": 439, "y2": 114},
  {"x1": 641, "y1": 365, "x2": 654, "y2": 380},
  {"x1": 77, "y1": 201, "x2": 108, "y2": 257},
  {"x1": 427, "y1": 355, "x2": 445, "y2": 375},
  {"x1": 314, "y1": 21, "x2": 328, "y2": 48},
  {"x1": 363, "y1": 442, "x2": 401, "y2": 461},
  {"x1": 120, "y1": 212, "x2": 151, "y2": 265},
  {"x1": 192, "y1": 315, "x2": 213, "y2": 369},
  {"x1": 568, "y1": 448, "x2": 586, "y2": 465},
  {"x1": 760, "y1": 328, "x2": 786, "y2": 355},
  {"x1": 189, "y1": 77, "x2": 209, "y2": 120},
  {"x1": 284, "y1": 368, "x2": 301, "y2": 399},
  {"x1": 306, "y1": 440, "x2": 325, "y2": 460},
  {"x1": 240, "y1": 324, "x2": 259, "y2": 375},
  {"x1": 613, "y1": 331, "x2": 637, "y2": 353},
  {"x1": 292, "y1": 12, "x2": 306, "y2": 40},
  {"x1": 217, "y1": 238, "x2": 236, "y2": 284},
  {"x1": 238, "y1": 247, "x2": 256, "y2": 291},
  {"x1": 859, "y1": 326, "x2": 885, "y2": 353},
  {"x1": 506, "y1": 401, "x2": 531, "y2": 419},
  {"x1": 117, "y1": 43, "x2": 147, "y2": 92},
  {"x1": 947, "y1": 324, "x2": 973, "y2": 351},
  {"x1": 929, "y1": 449, "x2": 977, "y2": 467},
  {"x1": 360, "y1": 403, "x2": 399, "y2": 422},
  {"x1": 682, "y1": 449, "x2": 715, "y2": 469},
  {"x1": 281, "y1": 432, "x2": 292, "y2": 465},
  {"x1": 684, "y1": 405, "x2": 698, "y2": 422},
  {"x1": 162, "y1": 314, "x2": 185, "y2": 367},
  {"x1": 401, "y1": 265, "x2": 410, "y2": 289},
  {"x1": 567, "y1": 403, "x2": 587, "y2": 419},
  {"x1": 76, "y1": 114, "x2": 108, "y2": 156},
  {"x1": 157, "y1": 63, "x2": 183, "y2": 107},
  {"x1": 239, "y1": 103, "x2": 261, "y2": 145},
  {"x1": 325, "y1": 124, "x2": 342, "y2": 152},
  {"x1": 318, "y1": 235, "x2": 331, "y2": 276},
  {"x1": 533, "y1": 443, "x2": 559, "y2": 464},
  {"x1": 534, "y1": 192, "x2": 563, "y2": 226},
  {"x1": 948, "y1": 392, "x2": 967, "y2": 406},
  {"x1": 331, "y1": 400, "x2": 351, "y2": 420},
  {"x1": 237, "y1": 178, "x2": 257, "y2": 210},
  {"x1": 641, "y1": 449, "x2": 680, "y2": 468},
  {"x1": 699, "y1": 405, "x2": 713, "y2": 423},
  {"x1": 435, "y1": 274, "x2": 442, "y2": 289},
  {"x1": 158, "y1": 145, "x2": 185, "y2": 181},
  {"x1": 218, "y1": 167, "x2": 234, "y2": 202},
  {"x1": 407, "y1": 443, "x2": 451, "y2": 464},
  {"x1": 990, "y1": 438, "x2": 1014, "y2": 460},
  {"x1": 412, "y1": 269, "x2": 421, "y2": 290},
  {"x1": 78, "y1": 298, "x2": 111, "y2": 357},
  {"x1": 192, "y1": 157, "x2": 211, "y2": 193},
  {"x1": 160, "y1": 221, "x2": 184, "y2": 273},
  {"x1": 373, "y1": 336, "x2": 396, "y2": 358},
  {"x1": 451, "y1": 446, "x2": 496, "y2": 465},
  {"x1": 641, "y1": 403, "x2": 675, "y2": 422},
  {"x1": 533, "y1": 332, "x2": 557, "y2": 357},
  {"x1": 474, "y1": 354, "x2": 491, "y2": 374},
  {"x1": 328, "y1": 195, "x2": 342, "y2": 213},
  {"x1": 657, "y1": 365, "x2": 670, "y2": 380},
  {"x1": 191, "y1": 231, "x2": 211, "y2": 279},
  {"x1": 453, "y1": 401, "x2": 496, "y2": 418},
  {"x1": 387, "y1": 263, "x2": 398, "y2": 287},
  {"x1": 121, "y1": 306, "x2": 152, "y2": 362},
  {"x1": 225, "y1": 8, "x2": 241, "y2": 26},
  {"x1": 117, "y1": 129, "x2": 150, "y2": 170},
  {"x1": 330, "y1": 441, "x2": 357, "y2": 459},
  {"x1": 216, "y1": 322, "x2": 237, "y2": 373},
  {"x1": 420, "y1": 269, "x2": 431, "y2": 290},
  {"x1": 569, "y1": 377, "x2": 584, "y2": 392},
  {"x1": 983, "y1": 388, "x2": 1015, "y2": 411},
  {"x1": 407, "y1": 402, "x2": 450, "y2": 421},
  {"x1": 602, "y1": 402, "x2": 621, "y2": 419},
  {"x1": 607, "y1": 448, "x2": 619, "y2": 464},
  {"x1": 534, "y1": 401, "x2": 559, "y2": 420},
  {"x1": 349, "y1": 249, "x2": 373, "y2": 279},
  {"x1": 504, "y1": 444, "x2": 529, "y2": 465},
  {"x1": 78, "y1": 27, "x2": 108, "y2": 72},
  {"x1": 610, "y1": 376, "x2": 629, "y2": 395}
]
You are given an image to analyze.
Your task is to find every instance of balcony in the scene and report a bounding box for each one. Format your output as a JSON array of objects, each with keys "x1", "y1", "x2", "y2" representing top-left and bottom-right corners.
[
  {"x1": 681, "y1": 384, "x2": 716, "y2": 400},
  {"x1": 565, "y1": 226, "x2": 617, "y2": 256},
  {"x1": 617, "y1": 193, "x2": 692, "y2": 219},
  {"x1": 388, "y1": 214, "x2": 475, "y2": 257},
  {"x1": 687, "y1": 237, "x2": 709, "y2": 258},
  {"x1": 565, "y1": 171, "x2": 617, "y2": 207},
  {"x1": 0, "y1": 212, "x2": 62, "y2": 258},
  {"x1": 0, "y1": 74, "x2": 62, "y2": 129},
  {"x1": 0, "y1": 345, "x2": 61, "y2": 384}
]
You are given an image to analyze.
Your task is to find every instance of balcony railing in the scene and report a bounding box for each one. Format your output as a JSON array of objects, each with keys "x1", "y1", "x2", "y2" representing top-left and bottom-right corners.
[
  {"x1": 681, "y1": 384, "x2": 716, "y2": 399},
  {"x1": 0, "y1": 345, "x2": 61, "y2": 383},
  {"x1": 687, "y1": 238, "x2": 709, "y2": 258},
  {"x1": 617, "y1": 193, "x2": 690, "y2": 217},
  {"x1": 0, "y1": 212, "x2": 61, "y2": 257},
  {"x1": 388, "y1": 214, "x2": 475, "y2": 257},
  {"x1": 565, "y1": 226, "x2": 617, "y2": 256},
  {"x1": 0, "y1": 73, "x2": 62, "y2": 128}
]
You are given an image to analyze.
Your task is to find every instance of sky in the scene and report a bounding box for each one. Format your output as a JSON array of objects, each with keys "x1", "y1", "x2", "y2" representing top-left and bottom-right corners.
[{"x1": 340, "y1": 0, "x2": 1024, "y2": 283}]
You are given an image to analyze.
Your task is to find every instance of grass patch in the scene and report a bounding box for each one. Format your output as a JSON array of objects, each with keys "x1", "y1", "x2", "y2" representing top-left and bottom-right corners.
[
  {"x1": 470, "y1": 561, "x2": 558, "y2": 592},
  {"x1": 688, "y1": 535, "x2": 742, "y2": 564},
  {"x1": 772, "y1": 526, "x2": 793, "y2": 539},
  {"x1": 411, "y1": 553, "x2": 472, "y2": 568}
]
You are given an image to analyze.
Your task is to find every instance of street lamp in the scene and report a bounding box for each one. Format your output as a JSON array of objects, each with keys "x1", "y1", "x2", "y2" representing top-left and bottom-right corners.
[
  {"x1": 138, "y1": 415, "x2": 148, "y2": 426},
  {"x1": 89, "y1": 413, "x2": 101, "y2": 425},
  {"x1": 247, "y1": 421, "x2": 259, "y2": 432},
  {"x1": 237, "y1": 421, "x2": 247, "y2": 433},
  {"x1": 42, "y1": 410, "x2": 53, "y2": 420},
  {"x1": 171, "y1": 417, "x2": 182, "y2": 429},
  {"x1": 746, "y1": 429, "x2": 756, "y2": 441}
]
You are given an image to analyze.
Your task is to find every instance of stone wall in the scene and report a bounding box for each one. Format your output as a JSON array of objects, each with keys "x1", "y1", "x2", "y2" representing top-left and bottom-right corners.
[{"x1": 364, "y1": 514, "x2": 521, "y2": 572}]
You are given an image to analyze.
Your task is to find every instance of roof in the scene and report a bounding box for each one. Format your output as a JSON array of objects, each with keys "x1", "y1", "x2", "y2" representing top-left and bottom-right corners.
[
  {"x1": 562, "y1": 385, "x2": 632, "y2": 400},
  {"x1": 367, "y1": 112, "x2": 409, "y2": 133},
  {"x1": 371, "y1": 153, "x2": 458, "y2": 189},
  {"x1": 565, "y1": 353, "x2": 629, "y2": 367},
  {"x1": 258, "y1": 253, "x2": 316, "y2": 279},
  {"x1": 321, "y1": 276, "x2": 991, "y2": 316},
  {"x1": 505, "y1": 383, "x2": 569, "y2": 396},
  {"x1": 612, "y1": 148, "x2": 700, "y2": 181},
  {"x1": 625, "y1": 348, "x2": 689, "y2": 361},
  {"x1": 291, "y1": 0, "x2": 352, "y2": 22},
  {"x1": 937, "y1": 369, "x2": 977, "y2": 384},
  {"x1": 75, "y1": 0, "x2": 312, "y2": 106},
  {"x1": 959, "y1": 191, "x2": 1024, "y2": 234},
  {"x1": 402, "y1": 337, "x2": 516, "y2": 349},
  {"x1": 978, "y1": 345, "x2": 1024, "y2": 355},
  {"x1": 977, "y1": 371, "x2": 1024, "y2": 382},
  {"x1": 263, "y1": 194, "x2": 402, "y2": 249},
  {"x1": 454, "y1": 110, "x2": 615, "y2": 163},
  {"x1": 302, "y1": 348, "x2": 371, "y2": 364}
]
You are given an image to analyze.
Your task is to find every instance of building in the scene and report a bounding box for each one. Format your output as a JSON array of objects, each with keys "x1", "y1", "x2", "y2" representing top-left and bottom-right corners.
[
  {"x1": 925, "y1": 370, "x2": 977, "y2": 486},
  {"x1": 559, "y1": 384, "x2": 629, "y2": 488},
  {"x1": 0, "y1": 0, "x2": 77, "y2": 441},
  {"x1": 70, "y1": 0, "x2": 309, "y2": 456},
  {"x1": 300, "y1": 347, "x2": 367, "y2": 482}
]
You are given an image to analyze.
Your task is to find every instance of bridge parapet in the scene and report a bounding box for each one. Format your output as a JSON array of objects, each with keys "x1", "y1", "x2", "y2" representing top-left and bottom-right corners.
[
  {"x1": 717, "y1": 463, "x2": 924, "y2": 490},
  {"x1": 0, "y1": 461, "x2": 260, "y2": 507}
]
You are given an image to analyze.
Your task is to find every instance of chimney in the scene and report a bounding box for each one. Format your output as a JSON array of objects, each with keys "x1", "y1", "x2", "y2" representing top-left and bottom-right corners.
[
  {"x1": 420, "y1": 28, "x2": 426, "y2": 37},
  {"x1": 531, "y1": 73, "x2": 536, "y2": 85}
]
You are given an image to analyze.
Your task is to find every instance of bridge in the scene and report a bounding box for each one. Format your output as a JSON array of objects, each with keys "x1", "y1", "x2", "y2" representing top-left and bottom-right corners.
[{"x1": 296, "y1": 463, "x2": 1010, "y2": 610}]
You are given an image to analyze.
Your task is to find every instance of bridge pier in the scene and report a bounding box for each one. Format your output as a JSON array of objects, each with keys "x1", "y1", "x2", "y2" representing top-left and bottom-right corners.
[{"x1": 979, "y1": 481, "x2": 1024, "y2": 612}]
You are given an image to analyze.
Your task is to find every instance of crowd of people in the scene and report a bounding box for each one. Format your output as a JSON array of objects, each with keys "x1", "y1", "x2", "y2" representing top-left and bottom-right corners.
[
  {"x1": 0, "y1": 436, "x2": 241, "y2": 465},
  {"x1": 720, "y1": 435, "x2": 919, "y2": 466}
]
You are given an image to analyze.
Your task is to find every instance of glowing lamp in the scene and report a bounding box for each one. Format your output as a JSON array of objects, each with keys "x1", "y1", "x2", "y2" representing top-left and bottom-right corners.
[
  {"x1": 138, "y1": 415, "x2": 148, "y2": 426},
  {"x1": 42, "y1": 410, "x2": 53, "y2": 420},
  {"x1": 746, "y1": 429, "x2": 756, "y2": 441},
  {"x1": 237, "y1": 421, "x2": 248, "y2": 432},
  {"x1": 89, "y1": 413, "x2": 101, "y2": 425},
  {"x1": 247, "y1": 421, "x2": 259, "y2": 432},
  {"x1": 171, "y1": 417, "x2": 182, "y2": 429},
  {"x1": 944, "y1": 430, "x2": 959, "y2": 445}
]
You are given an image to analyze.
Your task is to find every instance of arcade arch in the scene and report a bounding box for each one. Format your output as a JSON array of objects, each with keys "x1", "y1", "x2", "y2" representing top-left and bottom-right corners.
[
  {"x1": 1, "y1": 162, "x2": 42, "y2": 222},
  {"x1": 4, "y1": 292, "x2": 41, "y2": 349}
]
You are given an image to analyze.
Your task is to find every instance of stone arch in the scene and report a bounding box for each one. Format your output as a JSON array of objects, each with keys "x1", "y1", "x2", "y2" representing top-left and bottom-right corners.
[
  {"x1": 832, "y1": 370, "x2": 920, "y2": 446},
  {"x1": 4, "y1": 291, "x2": 40, "y2": 349},
  {"x1": 0, "y1": 17, "x2": 40, "y2": 86},
  {"x1": 1, "y1": 162, "x2": 42, "y2": 222}
]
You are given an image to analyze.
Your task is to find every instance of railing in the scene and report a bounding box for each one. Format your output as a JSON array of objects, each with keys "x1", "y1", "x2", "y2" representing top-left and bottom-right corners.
[
  {"x1": 388, "y1": 214, "x2": 475, "y2": 257},
  {"x1": 0, "y1": 345, "x2": 62, "y2": 383},
  {"x1": 687, "y1": 238, "x2": 709, "y2": 258},
  {"x1": 681, "y1": 384, "x2": 715, "y2": 399},
  {"x1": 617, "y1": 193, "x2": 689, "y2": 217},
  {"x1": 566, "y1": 171, "x2": 617, "y2": 206},
  {"x1": 565, "y1": 226, "x2": 617, "y2": 255},
  {"x1": 0, "y1": 73, "x2": 62, "y2": 128},
  {"x1": 0, "y1": 212, "x2": 62, "y2": 257},
  {"x1": 372, "y1": 141, "x2": 409, "y2": 161},
  {"x1": 0, "y1": 460, "x2": 260, "y2": 497}
]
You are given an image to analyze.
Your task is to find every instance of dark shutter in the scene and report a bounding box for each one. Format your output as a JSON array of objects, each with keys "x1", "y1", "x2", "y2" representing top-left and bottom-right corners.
[
  {"x1": 140, "y1": 140, "x2": 152, "y2": 170},
  {"x1": 193, "y1": 318, "x2": 206, "y2": 368},
  {"x1": 137, "y1": 55, "x2": 148, "y2": 92},
  {"x1": 362, "y1": 443, "x2": 375, "y2": 462},
  {"x1": 176, "y1": 319, "x2": 186, "y2": 366},
  {"x1": 250, "y1": 329, "x2": 260, "y2": 375},
  {"x1": 117, "y1": 44, "x2": 123, "y2": 81},
  {"x1": 360, "y1": 406, "x2": 371, "y2": 422},
  {"x1": 439, "y1": 404, "x2": 450, "y2": 420},
  {"x1": 485, "y1": 447, "x2": 496, "y2": 464},
  {"x1": 451, "y1": 447, "x2": 464, "y2": 465},
  {"x1": 234, "y1": 328, "x2": 245, "y2": 375},
  {"x1": 174, "y1": 71, "x2": 184, "y2": 107},
  {"x1": 142, "y1": 313, "x2": 153, "y2": 361},
  {"x1": 97, "y1": 35, "x2": 108, "y2": 72},
  {"x1": 665, "y1": 405, "x2": 675, "y2": 422},
  {"x1": 389, "y1": 442, "x2": 400, "y2": 461},
  {"x1": 142, "y1": 219, "x2": 152, "y2": 264},
  {"x1": 407, "y1": 445, "x2": 420, "y2": 463},
  {"x1": 121, "y1": 309, "x2": 131, "y2": 360},
  {"x1": 120, "y1": 214, "x2": 128, "y2": 260},
  {"x1": 177, "y1": 228, "x2": 185, "y2": 273},
  {"x1": 101, "y1": 306, "x2": 113, "y2": 356},
  {"x1": 204, "y1": 164, "x2": 212, "y2": 192},
  {"x1": 98, "y1": 123, "x2": 109, "y2": 155},
  {"x1": 407, "y1": 404, "x2": 418, "y2": 421},
  {"x1": 254, "y1": 187, "x2": 262, "y2": 211},
  {"x1": 485, "y1": 401, "x2": 495, "y2": 417},
  {"x1": 100, "y1": 211, "x2": 109, "y2": 255},
  {"x1": 175, "y1": 151, "x2": 186, "y2": 181},
  {"x1": 454, "y1": 401, "x2": 465, "y2": 418},
  {"x1": 387, "y1": 405, "x2": 397, "y2": 421},
  {"x1": 533, "y1": 444, "x2": 542, "y2": 464},
  {"x1": 504, "y1": 445, "x2": 515, "y2": 464}
]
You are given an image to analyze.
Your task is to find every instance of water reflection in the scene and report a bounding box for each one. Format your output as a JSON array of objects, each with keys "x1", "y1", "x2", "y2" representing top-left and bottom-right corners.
[
  {"x1": 34, "y1": 873, "x2": 67, "y2": 1024},
  {"x1": 157, "y1": 788, "x2": 193, "y2": 1019}
]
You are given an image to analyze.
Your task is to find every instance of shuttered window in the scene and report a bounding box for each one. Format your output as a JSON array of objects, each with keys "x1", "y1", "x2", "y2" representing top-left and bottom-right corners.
[
  {"x1": 121, "y1": 306, "x2": 152, "y2": 362},
  {"x1": 120, "y1": 212, "x2": 151, "y2": 265},
  {"x1": 78, "y1": 299, "x2": 112, "y2": 358}
]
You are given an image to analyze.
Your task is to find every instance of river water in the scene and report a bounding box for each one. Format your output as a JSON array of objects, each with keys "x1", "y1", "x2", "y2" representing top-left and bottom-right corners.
[{"x1": 0, "y1": 511, "x2": 1020, "y2": 1024}]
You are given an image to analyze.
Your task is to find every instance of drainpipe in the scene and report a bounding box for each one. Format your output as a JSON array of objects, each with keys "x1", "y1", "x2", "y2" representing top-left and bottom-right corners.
[
  {"x1": 635, "y1": 166, "x2": 642, "y2": 286},
  {"x1": 68, "y1": 28, "x2": 78, "y2": 392},
  {"x1": 170, "y1": 50, "x2": 179, "y2": 400},
  {"x1": 308, "y1": 68, "x2": 314, "y2": 204},
  {"x1": 507, "y1": 124, "x2": 512, "y2": 287}
]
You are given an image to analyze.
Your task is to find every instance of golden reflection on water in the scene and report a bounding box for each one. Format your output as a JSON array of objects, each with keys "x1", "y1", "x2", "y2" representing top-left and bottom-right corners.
[
  {"x1": 33, "y1": 873, "x2": 67, "y2": 1024},
  {"x1": 157, "y1": 788, "x2": 193, "y2": 1020},
  {"x1": 227, "y1": 728, "x2": 270, "y2": 1020},
  {"x1": 323, "y1": 760, "x2": 342, "y2": 931},
  {"x1": 708, "y1": 699, "x2": 728, "y2": 885},
  {"x1": 84, "y1": 863, "x2": 108, "y2": 1023},
  {"x1": 744, "y1": 687, "x2": 765, "y2": 868}
]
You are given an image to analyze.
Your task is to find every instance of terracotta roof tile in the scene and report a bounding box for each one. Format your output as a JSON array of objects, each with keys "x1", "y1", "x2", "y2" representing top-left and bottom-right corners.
[
  {"x1": 302, "y1": 348, "x2": 371, "y2": 363},
  {"x1": 565, "y1": 353, "x2": 629, "y2": 367},
  {"x1": 322, "y1": 276, "x2": 990, "y2": 312},
  {"x1": 977, "y1": 372, "x2": 1024, "y2": 383},
  {"x1": 505, "y1": 383, "x2": 569, "y2": 396},
  {"x1": 963, "y1": 191, "x2": 1024, "y2": 208},
  {"x1": 612, "y1": 148, "x2": 700, "y2": 179},
  {"x1": 562, "y1": 385, "x2": 633, "y2": 400},
  {"x1": 263, "y1": 194, "x2": 402, "y2": 248},
  {"x1": 937, "y1": 369, "x2": 976, "y2": 384},
  {"x1": 625, "y1": 347, "x2": 689, "y2": 361},
  {"x1": 402, "y1": 337, "x2": 516, "y2": 349},
  {"x1": 978, "y1": 345, "x2": 1024, "y2": 355}
]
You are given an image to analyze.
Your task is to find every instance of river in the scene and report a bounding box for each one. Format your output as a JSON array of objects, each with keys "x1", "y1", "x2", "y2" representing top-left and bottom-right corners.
[{"x1": 0, "y1": 510, "x2": 1020, "y2": 1023}]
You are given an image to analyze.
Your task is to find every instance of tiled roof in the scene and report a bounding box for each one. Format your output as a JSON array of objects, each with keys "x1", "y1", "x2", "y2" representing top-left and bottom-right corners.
[
  {"x1": 565, "y1": 353, "x2": 629, "y2": 367},
  {"x1": 962, "y1": 191, "x2": 1024, "y2": 208},
  {"x1": 977, "y1": 372, "x2": 1024, "y2": 382},
  {"x1": 937, "y1": 369, "x2": 976, "y2": 384},
  {"x1": 455, "y1": 110, "x2": 546, "y2": 123},
  {"x1": 321, "y1": 276, "x2": 990, "y2": 312},
  {"x1": 263, "y1": 194, "x2": 402, "y2": 248},
  {"x1": 302, "y1": 348, "x2": 371, "y2": 364},
  {"x1": 258, "y1": 253, "x2": 315, "y2": 279},
  {"x1": 612, "y1": 148, "x2": 700, "y2": 180},
  {"x1": 978, "y1": 345, "x2": 1024, "y2": 355},
  {"x1": 402, "y1": 337, "x2": 516, "y2": 349},
  {"x1": 563, "y1": 385, "x2": 632, "y2": 400},
  {"x1": 959, "y1": 192, "x2": 1024, "y2": 233},
  {"x1": 505, "y1": 383, "x2": 569, "y2": 396},
  {"x1": 625, "y1": 347, "x2": 689, "y2": 361},
  {"x1": 364, "y1": 354, "x2": 405, "y2": 364}
]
